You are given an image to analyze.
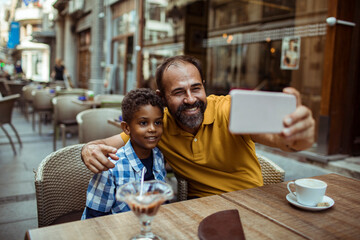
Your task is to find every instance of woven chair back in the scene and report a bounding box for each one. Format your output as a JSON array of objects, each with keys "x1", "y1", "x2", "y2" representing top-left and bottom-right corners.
[
  {"x1": 0, "y1": 94, "x2": 19, "y2": 123},
  {"x1": 33, "y1": 89, "x2": 53, "y2": 110},
  {"x1": 52, "y1": 95, "x2": 90, "y2": 123},
  {"x1": 175, "y1": 154, "x2": 285, "y2": 201},
  {"x1": 0, "y1": 79, "x2": 10, "y2": 96},
  {"x1": 22, "y1": 85, "x2": 37, "y2": 101},
  {"x1": 76, "y1": 108, "x2": 123, "y2": 143},
  {"x1": 8, "y1": 82, "x2": 26, "y2": 96},
  {"x1": 257, "y1": 154, "x2": 285, "y2": 185},
  {"x1": 35, "y1": 144, "x2": 93, "y2": 227}
]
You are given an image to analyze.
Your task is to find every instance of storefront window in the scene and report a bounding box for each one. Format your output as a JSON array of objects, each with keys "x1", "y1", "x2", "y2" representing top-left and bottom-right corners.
[
  {"x1": 141, "y1": 0, "x2": 328, "y2": 146},
  {"x1": 149, "y1": 3, "x2": 162, "y2": 21},
  {"x1": 144, "y1": 0, "x2": 182, "y2": 44},
  {"x1": 113, "y1": 10, "x2": 136, "y2": 36}
]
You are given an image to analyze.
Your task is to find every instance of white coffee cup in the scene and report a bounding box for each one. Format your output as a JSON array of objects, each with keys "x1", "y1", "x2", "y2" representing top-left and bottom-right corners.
[{"x1": 287, "y1": 178, "x2": 327, "y2": 207}]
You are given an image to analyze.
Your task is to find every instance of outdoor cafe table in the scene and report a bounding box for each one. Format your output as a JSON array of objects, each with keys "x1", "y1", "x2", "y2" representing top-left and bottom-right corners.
[
  {"x1": 107, "y1": 118, "x2": 122, "y2": 128},
  {"x1": 222, "y1": 173, "x2": 360, "y2": 239},
  {"x1": 72, "y1": 99, "x2": 101, "y2": 108},
  {"x1": 25, "y1": 173, "x2": 360, "y2": 239}
]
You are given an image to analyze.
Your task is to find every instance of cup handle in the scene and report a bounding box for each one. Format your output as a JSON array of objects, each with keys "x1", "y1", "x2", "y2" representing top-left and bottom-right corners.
[{"x1": 287, "y1": 181, "x2": 297, "y2": 197}]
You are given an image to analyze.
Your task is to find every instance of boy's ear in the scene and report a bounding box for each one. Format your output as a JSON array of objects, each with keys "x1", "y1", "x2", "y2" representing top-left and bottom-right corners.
[
  {"x1": 156, "y1": 89, "x2": 162, "y2": 97},
  {"x1": 121, "y1": 121, "x2": 130, "y2": 135},
  {"x1": 156, "y1": 89, "x2": 167, "y2": 106}
]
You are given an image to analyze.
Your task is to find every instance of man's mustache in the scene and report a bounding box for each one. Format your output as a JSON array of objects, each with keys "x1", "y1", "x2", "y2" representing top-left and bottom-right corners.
[{"x1": 177, "y1": 101, "x2": 204, "y2": 112}]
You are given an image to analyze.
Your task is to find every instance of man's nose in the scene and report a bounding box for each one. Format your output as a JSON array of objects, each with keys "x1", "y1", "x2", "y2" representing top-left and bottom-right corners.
[{"x1": 184, "y1": 91, "x2": 196, "y2": 104}]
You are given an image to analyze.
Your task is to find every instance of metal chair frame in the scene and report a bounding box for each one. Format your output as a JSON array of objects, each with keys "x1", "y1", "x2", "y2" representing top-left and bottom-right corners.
[{"x1": 0, "y1": 94, "x2": 23, "y2": 154}]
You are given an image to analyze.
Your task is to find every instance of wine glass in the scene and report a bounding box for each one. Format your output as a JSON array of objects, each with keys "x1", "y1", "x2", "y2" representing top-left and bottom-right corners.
[{"x1": 117, "y1": 180, "x2": 174, "y2": 240}]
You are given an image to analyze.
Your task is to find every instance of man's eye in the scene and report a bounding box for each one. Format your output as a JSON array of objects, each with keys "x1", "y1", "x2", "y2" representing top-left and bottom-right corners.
[{"x1": 173, "y1": 91, "x2": 184, "y2": 96}]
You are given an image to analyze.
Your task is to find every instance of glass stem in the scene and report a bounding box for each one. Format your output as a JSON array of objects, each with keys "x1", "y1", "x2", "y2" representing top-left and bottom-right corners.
[{"x1": 140, "y1": 220, "x2": 153, "y2": 236}]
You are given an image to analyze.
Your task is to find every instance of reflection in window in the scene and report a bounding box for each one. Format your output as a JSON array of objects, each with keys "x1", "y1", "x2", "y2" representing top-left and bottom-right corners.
[
  {"x1": 144, "y1": 0, "x2": 174, "y2": 43},
  {"x1": 113, "y1": 10, "x2": 136, "y2": 36},
  {"x1": 149, "y1": 3, "x2": 162, "y2": 21}
]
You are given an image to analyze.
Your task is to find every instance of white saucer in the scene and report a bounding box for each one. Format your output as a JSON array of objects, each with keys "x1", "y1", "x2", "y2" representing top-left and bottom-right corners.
[{"x1": 286, "y1": 193, "x2": 335, "y2": 211}]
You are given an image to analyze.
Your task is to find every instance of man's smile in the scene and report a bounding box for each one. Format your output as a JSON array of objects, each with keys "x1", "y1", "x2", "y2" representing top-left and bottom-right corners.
[{"x1": 183, "y1": 106, "x2": 199, "y2": 114}]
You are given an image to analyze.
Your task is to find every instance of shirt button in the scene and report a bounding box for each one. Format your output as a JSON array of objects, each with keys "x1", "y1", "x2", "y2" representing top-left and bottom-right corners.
[{"x1": 194, "y1": 138, "x2": 197, "y2": 142}]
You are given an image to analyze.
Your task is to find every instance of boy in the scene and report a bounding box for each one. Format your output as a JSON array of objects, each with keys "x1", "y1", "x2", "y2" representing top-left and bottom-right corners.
[{"x1": 81, "y1": 88, "x2": 166, "y2": 219}]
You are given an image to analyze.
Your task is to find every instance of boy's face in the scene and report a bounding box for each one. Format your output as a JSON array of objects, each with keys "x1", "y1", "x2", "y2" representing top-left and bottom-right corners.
[{"x1": 121, "y1": 104, "x2": 163, "y2": 159}]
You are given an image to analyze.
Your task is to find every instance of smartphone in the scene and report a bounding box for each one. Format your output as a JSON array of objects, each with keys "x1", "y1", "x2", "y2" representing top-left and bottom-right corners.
[{"x1": 229, "y1": 89, "x2": 296, "y2": 134}]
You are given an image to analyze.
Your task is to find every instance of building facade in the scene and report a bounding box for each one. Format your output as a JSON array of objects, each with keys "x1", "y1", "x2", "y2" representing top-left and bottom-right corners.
[
  {"x1": 53, "y1": 0, "x2": 100, "y2": 89},
  {"x1": 139, "y1": 0, "x2": 360, "y2": 157},
  {"x1": 51, "y1": 0, "x2": 360, "y2": 158},
  {"x1": 14, "y1": 0, "x2": 53, "y2": 81}
]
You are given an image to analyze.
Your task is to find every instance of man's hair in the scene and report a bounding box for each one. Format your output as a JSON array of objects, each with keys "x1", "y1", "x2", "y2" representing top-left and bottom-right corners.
[
  {"x1": 155, "y1": 55, "x2": 203, "y2": 93},
  {"x1": 121, "y1": 88, "x2": 164, "y2": 123}
]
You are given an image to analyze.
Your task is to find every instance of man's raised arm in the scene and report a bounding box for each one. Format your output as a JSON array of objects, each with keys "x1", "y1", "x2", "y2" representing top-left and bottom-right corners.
[
  {"x1": 251, "y1": 87, "x2": 315, "y2": 152},
  {"x1": 81, "y1": 134, "x2": 125, "y2": 173}
]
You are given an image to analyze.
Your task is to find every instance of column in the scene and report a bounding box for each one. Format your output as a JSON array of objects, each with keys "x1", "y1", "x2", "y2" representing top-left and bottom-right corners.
[{"x1": 89, "y1": 0, "x2": 105, "y2": 94}]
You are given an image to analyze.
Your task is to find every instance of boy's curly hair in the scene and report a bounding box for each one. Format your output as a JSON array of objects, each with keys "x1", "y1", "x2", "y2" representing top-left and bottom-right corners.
[{"x1": 121, "y1": 88, "x2": 164, "y2": 123}]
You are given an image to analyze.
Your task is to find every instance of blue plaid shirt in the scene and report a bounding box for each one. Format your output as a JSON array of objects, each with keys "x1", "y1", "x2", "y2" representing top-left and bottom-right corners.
[{"x1": 81, "y1": 140, "x2": 166, "y2": 220}]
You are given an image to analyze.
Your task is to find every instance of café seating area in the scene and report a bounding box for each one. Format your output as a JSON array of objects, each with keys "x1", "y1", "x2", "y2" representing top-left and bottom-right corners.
[
  {"x1": 0, "y1": 78, "x2": 125, "y2": 152},
  {"x1": 1, "y1": 78, "x2": 359, "y2": 239}
]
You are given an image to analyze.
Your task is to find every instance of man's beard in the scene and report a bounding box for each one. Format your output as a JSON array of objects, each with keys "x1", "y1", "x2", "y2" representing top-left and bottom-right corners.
[{"x1": 171, "y1": 100, "x2": 206, "y2": 130}]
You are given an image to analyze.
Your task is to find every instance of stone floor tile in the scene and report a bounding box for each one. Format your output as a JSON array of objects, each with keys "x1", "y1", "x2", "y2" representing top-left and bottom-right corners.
[
  {"x1": 0, "y1": 182, "x2": 35, "y2": 199},
  {"x1": 0, "y1": 162, "x2": 34, "y2": 184},
  {"x1": 0, "y1": 217, "x2": 38, "y2": 240},
  {"x1": 0, "y1": 200, "x2": 37, "y2": 224}
]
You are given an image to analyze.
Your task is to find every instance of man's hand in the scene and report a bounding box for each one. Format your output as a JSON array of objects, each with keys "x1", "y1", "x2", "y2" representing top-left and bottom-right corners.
[
  {"x1": 280, "y1": 87, "x2": 315, "y2": 151},
  {"x1": 82, "y1": 143, "x2": 119, "y2": 173},
  {"x1": 251, "y1": 87, "x2": 315, "y2": 152}
]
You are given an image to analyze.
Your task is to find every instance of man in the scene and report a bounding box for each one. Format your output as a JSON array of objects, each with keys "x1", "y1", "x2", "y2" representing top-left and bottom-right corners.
[{"x1": 82, "y1": 55, "x2": 315, "y2": 198}]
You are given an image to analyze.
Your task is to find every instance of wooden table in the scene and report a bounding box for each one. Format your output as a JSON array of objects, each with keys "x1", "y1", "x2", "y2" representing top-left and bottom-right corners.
[
  {"x1": 72, "y1": 99, "x2": 101, "y2": 108},
  {"x1": 222, "y1": 173, "x2": 360, "y2": 239},
  {"x1": 107, "y1": 119, "x2": 122, "y2": 128},
  {"x1": 25, "y1": 174, "x2": 360, "y2": 240}
]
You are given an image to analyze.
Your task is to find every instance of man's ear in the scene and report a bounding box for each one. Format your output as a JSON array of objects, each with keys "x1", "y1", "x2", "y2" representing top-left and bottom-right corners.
[{"x1": 121, "y1": 121, "x2": 130, "y2": 135}]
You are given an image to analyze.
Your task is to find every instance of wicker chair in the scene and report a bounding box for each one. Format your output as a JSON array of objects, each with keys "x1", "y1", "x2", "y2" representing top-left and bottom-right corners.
[
  {"x1": 7, "y1": 82, "x2": 26, "y2": 112},
  {"x1": 35, "y1": 144, "x2": 93, "y2": 227},
  {"x1": 32, "y1": 89, "x2": 54, "y2": 135},
  {"x1": 176, "y1": 154, "x2": 285, "y2": 201},
  {"x1": 22, "y1": 84, "x2": 38, "y2": 121},
  {"x1": 0, "y1": 78, "x2": 10, "y2": 96},
  {"x1": 52, "y1": 95, "x2": 90, "y2": 151},
  {"x1": 0, "y1": 94, "x2": 22, "y2": 154},
  {"x1": 76, "y1": 108, "x2": 123, "y2": 143}
]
